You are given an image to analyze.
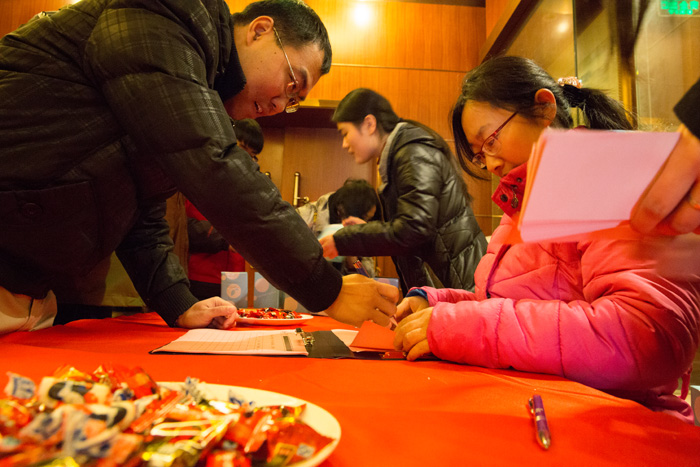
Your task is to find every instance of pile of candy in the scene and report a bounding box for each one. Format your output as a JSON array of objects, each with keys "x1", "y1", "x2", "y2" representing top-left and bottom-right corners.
[
  {"x1": 0, "y1": 365, "x2": 333, "y2": 466},
  {"x1": 237, "y1": 309, "x2": 302, "y2": 320}
]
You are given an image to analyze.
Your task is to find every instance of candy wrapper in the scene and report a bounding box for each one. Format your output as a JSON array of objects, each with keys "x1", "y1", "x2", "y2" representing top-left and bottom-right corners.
[{"x1": 0, "y1": 366, "x2": 335, "y2": 467}]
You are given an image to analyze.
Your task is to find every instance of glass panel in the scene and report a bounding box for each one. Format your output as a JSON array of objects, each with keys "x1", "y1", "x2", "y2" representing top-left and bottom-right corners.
[
  {"x1": 573, "y1": 2, "x2": 622, "y2": 101},
  {"x1": 506, "y1": 0, "x2": 576, "y2": 79},
  {"x1": 635, "y1": 5, "x2": 700, "y2": 130}
]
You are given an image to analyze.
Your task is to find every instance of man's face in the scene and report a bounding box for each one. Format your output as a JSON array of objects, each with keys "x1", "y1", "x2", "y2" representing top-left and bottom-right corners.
[{"x1": 226, "y1": 19, "x2": 325, "y2": 119}]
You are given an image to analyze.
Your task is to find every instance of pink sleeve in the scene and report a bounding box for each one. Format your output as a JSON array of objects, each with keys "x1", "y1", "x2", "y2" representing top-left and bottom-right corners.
[
  {"x1": 422, "y1": 287, "x2": 477, "y2": 305},
  {"x1": 427, "y1": 240, "x2": 700, "y2": 392}
]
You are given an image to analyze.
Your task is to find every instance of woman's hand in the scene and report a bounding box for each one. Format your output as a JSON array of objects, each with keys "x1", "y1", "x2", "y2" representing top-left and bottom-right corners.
[
  {"x1": 631, "y1": 124, "x2": 700, "y2": 235},
  {"x1": 319, "y1": 235, "x2": 339, "y2": 259},
  {"x1": 393, "y1": 307, "x2": 433, "y2": 361},
  {"x1": 342, "y1": 216, "x2": 366, "y2": 227},
  {"x1": 175, "y1": 297, "x2": 238, "y2": 329}
]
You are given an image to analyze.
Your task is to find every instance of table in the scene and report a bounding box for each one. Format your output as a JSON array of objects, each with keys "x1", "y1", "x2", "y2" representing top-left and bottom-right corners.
[{"x1": 2, "y1": 312, "x2": 699, "y2": 466}]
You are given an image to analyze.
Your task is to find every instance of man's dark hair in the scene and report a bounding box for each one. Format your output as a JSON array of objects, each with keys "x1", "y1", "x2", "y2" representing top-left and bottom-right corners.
[
  {"x1": 232, "y1": 0, "x2": 332, "y2": 75},
  {"x1": 328, "y1": 179, "x2": 380, "y2": 224},
  {"x1": 233, "y1": 118, "x2": 264, "y2": 154}
]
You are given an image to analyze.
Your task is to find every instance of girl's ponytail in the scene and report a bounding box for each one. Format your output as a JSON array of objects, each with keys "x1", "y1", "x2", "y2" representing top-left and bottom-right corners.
[{"x1": 561, "y1": 84, "x2": 635, "y2": 130}]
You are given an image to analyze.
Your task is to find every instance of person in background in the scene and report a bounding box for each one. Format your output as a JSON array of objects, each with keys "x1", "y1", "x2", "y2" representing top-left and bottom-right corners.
[
  {"x1": 0, "y1": 0, "x2": 398, "y2": 334},
  {"x1": 393, "y1": 56, "x2": 700, "y2": 423},
  {"x1": 298, "y1": 178, "x2": 380, "y2": 277},
  {"x1": 320, "y1": 88, "x2": 488, "y2": 295},
  {"x1": 186, "y1": 119, "x2": 264, "y2": 301}
]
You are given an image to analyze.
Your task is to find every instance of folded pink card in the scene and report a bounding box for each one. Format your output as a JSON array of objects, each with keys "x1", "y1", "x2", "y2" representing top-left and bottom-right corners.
[{"x1": 517, "y1": 129, "x2": 680, "y2": 242}]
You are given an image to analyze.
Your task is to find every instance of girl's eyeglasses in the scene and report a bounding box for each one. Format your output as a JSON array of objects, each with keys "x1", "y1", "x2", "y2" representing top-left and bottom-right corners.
[{"x1": 471, "y1": 111, "x2": 518, "y2": 169}]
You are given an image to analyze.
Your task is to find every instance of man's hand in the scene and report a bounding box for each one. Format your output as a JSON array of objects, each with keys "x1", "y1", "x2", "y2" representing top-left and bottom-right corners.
[
  {"x1": 324, "y1": 274, "x2": 399, "y2": 327},
  {"x1": 175, "y1": 297, "x2": 238, "y2": 329},
  {"x1": 393, "y1": 307, "x2": 433, "y2": 361}
]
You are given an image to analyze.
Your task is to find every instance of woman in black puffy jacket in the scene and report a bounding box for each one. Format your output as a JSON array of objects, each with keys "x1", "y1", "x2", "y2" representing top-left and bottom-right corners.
[{"x1": 319, "y1": 88, "x2": 487, "y2": 294}]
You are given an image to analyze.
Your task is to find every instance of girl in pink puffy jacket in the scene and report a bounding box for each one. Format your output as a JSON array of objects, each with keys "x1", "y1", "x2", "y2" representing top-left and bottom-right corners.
[{"x1": 393, "y1": 56, "x2": 700, "y2": 423}]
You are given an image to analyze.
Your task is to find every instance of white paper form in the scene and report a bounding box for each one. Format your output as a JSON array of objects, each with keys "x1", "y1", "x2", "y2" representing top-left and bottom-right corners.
[{"x1": 152, "y1": 328, "x2": 309, "y2": 355}]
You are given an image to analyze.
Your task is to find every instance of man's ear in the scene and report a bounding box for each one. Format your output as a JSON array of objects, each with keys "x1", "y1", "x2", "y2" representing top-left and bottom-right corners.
[
  {"x1": 246, "y1": 16, "x2": 274, "y2": 45},
  {"x1": 362, "y1": 114, "x2": 378, "y2": 135},
  {"x1": 534, "y1": 88, "x2": 557, "y2": 126}
]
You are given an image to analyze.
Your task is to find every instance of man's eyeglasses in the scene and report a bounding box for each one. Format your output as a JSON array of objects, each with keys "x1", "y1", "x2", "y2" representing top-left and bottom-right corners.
[
  {"x1": 471, "y1": 111, "x2": 518, "y2": 169},
  {"x1": 273, "y1": 27, "x2": 300, "y2": 113}
]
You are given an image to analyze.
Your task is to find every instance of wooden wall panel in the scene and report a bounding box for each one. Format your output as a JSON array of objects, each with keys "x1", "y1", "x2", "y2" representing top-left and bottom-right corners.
[
  {"x1": 309, "y1": 0, "x2": 484, "y2": 71},
  {"x1": 279, "y1": 128, "x2": 373, "y2": 204},
  {"x1": 311, "y1": 66, "x2": 466, "y2": 138},
  {"x1": 0, "y1": 0, "x2": 72, "y2": 36},
  {"x1": 485, "y1": 0, "x2": 510, "y2": 37}
]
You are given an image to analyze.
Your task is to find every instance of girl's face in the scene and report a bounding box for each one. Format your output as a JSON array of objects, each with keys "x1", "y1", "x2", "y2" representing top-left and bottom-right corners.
[
  {"x1": 461, "y1": 101, "x2": 550, "y2": 178},
  {"x1": 337, "y1": 119, "x2": 381, "y2": 165}
]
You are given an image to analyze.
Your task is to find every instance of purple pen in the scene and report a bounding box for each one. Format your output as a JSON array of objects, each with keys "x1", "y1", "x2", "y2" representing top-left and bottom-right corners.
[
  {"x1": 353, "y1": 259, "x2": 370, "y2": 277},
  {"x1": 529, "y1": 394, "x2": 551, "y2": 450}
]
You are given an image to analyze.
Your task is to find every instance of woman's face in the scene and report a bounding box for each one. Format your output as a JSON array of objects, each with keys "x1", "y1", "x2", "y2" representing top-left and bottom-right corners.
[
  {"x1": 337, "y1": 120, "x2": 380, "y2": 165},
  {"x1": 461, "y1": 101, "x2": 549, "y2": 178}
]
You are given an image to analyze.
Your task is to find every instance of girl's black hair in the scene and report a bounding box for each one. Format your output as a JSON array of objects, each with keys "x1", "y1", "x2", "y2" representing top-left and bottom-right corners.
[
  {"x1": 451, "y1": 56, "x2": 634, "y2": 180},
  {"x1": 334, "y1": 88, "x2": 472, "y2": 203}
]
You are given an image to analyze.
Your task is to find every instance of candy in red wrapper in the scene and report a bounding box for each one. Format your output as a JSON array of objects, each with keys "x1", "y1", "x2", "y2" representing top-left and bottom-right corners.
[
  {"x1": 236, "y1": 308, "x2": 302, "y2": 320},
  {"x1": 266, "y1": 419, "x2": 335, "y2": 465},
  {"x1": 0, "y1": 446, "x2": 70, "y2": 467},
  {"x1": 127, "y1": 389, "x2": 183, "y2": 434},
  {"x1": 205, "y1": 449, "x2": 252, "y2": 467},
  {"x1": 225, "y1": 410, "x2": 273, "y2": 454},
  {"x1": 0, "y1": 399, "x2": 32, "y2": 437},
  {"x1": 101, "y1": 365, "x2": 159, "y2": 400}
]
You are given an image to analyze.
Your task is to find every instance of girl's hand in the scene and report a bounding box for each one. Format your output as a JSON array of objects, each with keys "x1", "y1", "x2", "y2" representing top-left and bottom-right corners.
[
  {"x1": 395, "y1": 295, "x2": 429, "y2": 323},
  {"x1": 393, "y1": 307, "x2": 433, "y2": 361}
]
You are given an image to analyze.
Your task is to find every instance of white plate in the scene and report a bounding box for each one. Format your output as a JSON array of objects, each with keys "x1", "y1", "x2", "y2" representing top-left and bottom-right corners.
[
  {"x1": 159, "y1": 382, "x2": 340, "y2": 467},
  {"x1": 236, "y1": 313, "x2": 314, "y2": 326}
]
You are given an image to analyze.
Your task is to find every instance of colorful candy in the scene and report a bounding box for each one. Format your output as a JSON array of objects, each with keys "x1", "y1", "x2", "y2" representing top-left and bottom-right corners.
[
  {"x1": 236, "y1": 308, "x2": 302, "y2": 320},
  {"x1": 0, "y1": 366, "x2": 333, "y2": 466}
]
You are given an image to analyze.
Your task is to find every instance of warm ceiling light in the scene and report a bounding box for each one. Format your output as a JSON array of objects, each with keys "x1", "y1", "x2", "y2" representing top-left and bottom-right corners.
[
  {"x1": 352, "y1": 3, "x2": 373, "y2": 28},
  {"x1": 557, "y1": 20, "x2": 569, "y2": 34}
]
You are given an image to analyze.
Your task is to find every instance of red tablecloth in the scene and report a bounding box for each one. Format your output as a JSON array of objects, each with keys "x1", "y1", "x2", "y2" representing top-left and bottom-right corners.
[{"x1": 2, "y1": 312, "x2": 699, "y2": 466}]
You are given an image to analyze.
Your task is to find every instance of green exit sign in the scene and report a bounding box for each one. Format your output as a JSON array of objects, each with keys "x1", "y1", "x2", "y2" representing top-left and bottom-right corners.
[{"x1": 660, "y1": 1, "x2": 700, "y2": 15}]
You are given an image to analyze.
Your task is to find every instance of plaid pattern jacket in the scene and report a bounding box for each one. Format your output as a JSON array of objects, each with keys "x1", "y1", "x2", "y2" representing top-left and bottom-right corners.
[{"x1": 0, "y1": 0, "x2": 342, "y2": 325}]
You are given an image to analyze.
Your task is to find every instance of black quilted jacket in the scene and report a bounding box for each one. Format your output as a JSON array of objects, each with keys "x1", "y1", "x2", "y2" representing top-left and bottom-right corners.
[
  {"x1": 0, "y1": 0, "x2": 342, "y2": 325},
  {"x1": 333, "y1": 123, "x2": 487, "y2": 294}
]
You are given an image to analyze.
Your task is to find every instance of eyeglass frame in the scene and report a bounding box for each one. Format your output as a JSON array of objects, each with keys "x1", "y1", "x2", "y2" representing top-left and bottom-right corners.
[
  {"x1": 273, "y1": 27, "x2": 301, "y2": 113},
  {"x1": 471, "y1": 111, "x2": 518, "y2": 169}
]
